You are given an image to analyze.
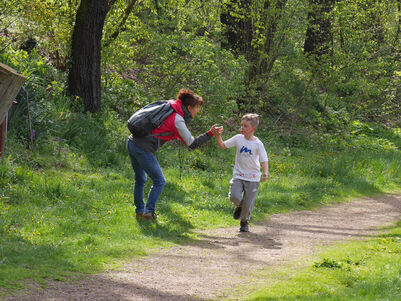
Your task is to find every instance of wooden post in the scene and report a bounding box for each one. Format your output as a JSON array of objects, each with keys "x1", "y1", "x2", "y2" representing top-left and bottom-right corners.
[
  {"x1": 0, "y1": 118, "x2": 6, "y2": 156},
  {"x1": 0, "y1": 63, "x2": 26, "y2": 157}
]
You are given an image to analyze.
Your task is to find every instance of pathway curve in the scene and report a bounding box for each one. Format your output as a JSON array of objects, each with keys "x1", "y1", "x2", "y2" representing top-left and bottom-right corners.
[{"x1": 5, "y1": 194, "x2": 401, "y2": 300}]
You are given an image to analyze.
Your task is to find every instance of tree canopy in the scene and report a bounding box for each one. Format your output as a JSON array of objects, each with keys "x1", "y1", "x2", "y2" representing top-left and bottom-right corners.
[{"x1": 0, "y1": 0, "x2": 399, "y2": 137}]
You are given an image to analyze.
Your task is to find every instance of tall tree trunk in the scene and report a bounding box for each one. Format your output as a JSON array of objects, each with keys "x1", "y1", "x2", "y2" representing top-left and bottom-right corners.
[
  {"x1": 304, "y1": 0, "x2": 335, "y2": 57},
  {"x1": 67, "y1": 0, "x2": 109, "y2": 113}
]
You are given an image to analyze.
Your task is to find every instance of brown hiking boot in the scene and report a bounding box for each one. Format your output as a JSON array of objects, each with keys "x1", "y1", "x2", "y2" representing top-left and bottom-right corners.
[{"x1": 142, "y1": 212, "x2": 157, "y2": 221}]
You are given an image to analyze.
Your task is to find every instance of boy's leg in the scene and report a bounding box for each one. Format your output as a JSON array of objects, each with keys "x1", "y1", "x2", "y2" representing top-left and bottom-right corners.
[
  {"x1": 229, "y1": 178, "x2": 243, "y2": 207},
  {"x1": 229, "y1": 179, "x2": 245, "y2": 220},
  {"x1": 240, "y1": 181, "x2": 260, "y2": 222}
]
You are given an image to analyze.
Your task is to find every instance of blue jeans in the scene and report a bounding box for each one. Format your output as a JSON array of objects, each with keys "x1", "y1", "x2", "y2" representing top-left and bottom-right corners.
[{"x1": 127, "y1": 139, "x2": 166, "y2": 213}]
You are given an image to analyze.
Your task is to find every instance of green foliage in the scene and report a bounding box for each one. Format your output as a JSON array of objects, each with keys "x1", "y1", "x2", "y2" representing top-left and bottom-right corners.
[
  {"x1": 2, "y1": 0, "x2": 400, "y2": 131},
  {"x1": 310, "y1": 120, "x2": 401, "y2": 152},
  {"x1": 0, "y1": 1, "x2": 400, "y2": 296},
  {"x1": 247, "y1": 222, "x2": 401, "y2": 300},
  {"x1": 240, "y1": 0, "x2": 400, "y2": 135},
  {"x1": 1, "y1": 127, "x2": 401, "y2": 292},
  {"x1": 0, "y1": 0, "x2": 77, "y2": 69},
  {"x1": 314, "y1": 258, "x2": 344, "y2": 269},
  {"x1": 1, "y1": 50, "x2": 125, "y2": 171},
  {"x1": 102, "y1": 29, "x2": 246, "y2": 123},
  {"x1": 320, "y1": 0, "x2": 400, "y2": 123}
]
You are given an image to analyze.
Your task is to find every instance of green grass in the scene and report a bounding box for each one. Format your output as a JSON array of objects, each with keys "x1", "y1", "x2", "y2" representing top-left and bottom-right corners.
[
  {"x1": 245, "y1": 221, "x2": 401, "y2": 300},
  {"x1": 1, "y1": 123, "x2": 401, "y2": 294}
]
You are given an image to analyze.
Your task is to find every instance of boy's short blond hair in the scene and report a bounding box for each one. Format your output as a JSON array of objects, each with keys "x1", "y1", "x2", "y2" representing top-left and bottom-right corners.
[{"x1": 242, "y1": 113, "x2": 259, "y2": 128}]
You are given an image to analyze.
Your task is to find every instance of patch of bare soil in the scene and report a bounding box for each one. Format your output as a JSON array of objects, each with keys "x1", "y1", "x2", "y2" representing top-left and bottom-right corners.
[{"x1": 5, "y1": 194, "x2": 401, "y2": 301}]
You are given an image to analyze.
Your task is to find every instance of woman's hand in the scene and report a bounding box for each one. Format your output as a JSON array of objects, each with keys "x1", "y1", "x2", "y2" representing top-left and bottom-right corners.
[
  {"x1": 212, "y1": 124, "x2": 226, "y2": 150},
  {"x1": 210, "y1": 124, "x2": 223, "y2": 136}
]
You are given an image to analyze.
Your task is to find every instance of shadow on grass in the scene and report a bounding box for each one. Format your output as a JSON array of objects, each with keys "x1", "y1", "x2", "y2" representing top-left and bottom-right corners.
[
  {"x1": 0, "y1": 236, "x2": 78, "y2": 290},
  {"x1": 2, "y1": 145, "x2": 400, "y2": 296},
  {"x1": 134, "y1": 182, "x2": 198, "y2": 242},
  {"x1": 255, "y1": 169, "x2": 383, "y2": 218}
]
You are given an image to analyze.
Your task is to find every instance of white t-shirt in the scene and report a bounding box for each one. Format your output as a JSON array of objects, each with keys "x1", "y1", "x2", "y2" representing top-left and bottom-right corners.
[{"x1": 224, "y1": 134, "x2": 268, "y2": 182}]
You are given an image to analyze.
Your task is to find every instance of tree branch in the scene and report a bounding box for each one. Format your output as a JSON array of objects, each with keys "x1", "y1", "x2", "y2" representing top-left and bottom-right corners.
[
  {"x1": 108, "y1": 0, "x2": 118, "y2": 12},
  {"x1": 104, "y1": 0, "x2": 138, "y2": 47}
]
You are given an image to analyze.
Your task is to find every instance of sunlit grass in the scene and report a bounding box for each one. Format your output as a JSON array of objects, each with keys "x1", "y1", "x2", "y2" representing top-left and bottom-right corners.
[
  {"x1": 246, "y1": 221, "x2": 401, "y2": 300},
  {"x1": 0, "y1": 134, "x2": 400, "y2": 292}
]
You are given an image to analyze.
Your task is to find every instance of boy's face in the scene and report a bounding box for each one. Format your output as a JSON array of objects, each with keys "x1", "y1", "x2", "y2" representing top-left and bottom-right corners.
[{"x1": 240, "y1": 120, "x2": 256, "y2": 136}]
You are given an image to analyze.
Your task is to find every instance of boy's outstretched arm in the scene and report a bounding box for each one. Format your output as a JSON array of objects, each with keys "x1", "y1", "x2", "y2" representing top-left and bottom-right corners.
[
  {"x1": 214, "y1": 127, "x2": 227, "y2": 150},
  {"x1": 261, "y1": 161, "x2": 269, "y2": 182}
]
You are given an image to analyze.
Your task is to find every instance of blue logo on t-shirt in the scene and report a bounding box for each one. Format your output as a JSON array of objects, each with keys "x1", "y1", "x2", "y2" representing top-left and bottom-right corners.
[{"x1": 240, "y1": 146, "x2": 253, "y2": 155}]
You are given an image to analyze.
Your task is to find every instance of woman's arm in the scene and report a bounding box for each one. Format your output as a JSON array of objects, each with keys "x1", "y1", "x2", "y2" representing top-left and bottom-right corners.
[
  {"x1": 188, "y1": 124, "x2": 222, "y2": 150},
  {"x1": 175, "y1": 116, "x2": 217, "y2": 149}
]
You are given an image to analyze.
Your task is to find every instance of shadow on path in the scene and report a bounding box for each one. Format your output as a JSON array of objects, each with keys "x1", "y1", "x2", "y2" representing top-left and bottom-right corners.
[{"x1": 4, "y1": 194, "x2": 401, "y2": 301}]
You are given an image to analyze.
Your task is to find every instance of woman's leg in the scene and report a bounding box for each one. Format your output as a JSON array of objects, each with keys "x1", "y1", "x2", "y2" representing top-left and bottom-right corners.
[
  {"x1": 141, "y1": 154, "x2": 166, "y2": 213},
  {"x1": 127, "y1": 139, "x2": 166, "y2": 213},
  {"x1": 127, "y1": 139, "x2": 146, "y2": 213}
]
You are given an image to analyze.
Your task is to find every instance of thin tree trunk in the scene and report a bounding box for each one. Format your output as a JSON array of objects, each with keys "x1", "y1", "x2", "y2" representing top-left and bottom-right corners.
[
  {"x1": 255, "y1": 0, "x2": 287, "y2": 77},
  {"x1": 304, "y1": 0, "x2": 335, "y2": 57},
  {"x1": 396, "y1": 0, "x2": 401, "y2": 43}
]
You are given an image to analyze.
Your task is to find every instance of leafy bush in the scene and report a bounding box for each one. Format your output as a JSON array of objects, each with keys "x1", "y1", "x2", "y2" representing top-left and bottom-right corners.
[
  {"x1": 314, "y1": 258, "x2": 343, "y2": 269},
  {"x1": 102, "y1": 30, "x2": 246, "y2": 125}
]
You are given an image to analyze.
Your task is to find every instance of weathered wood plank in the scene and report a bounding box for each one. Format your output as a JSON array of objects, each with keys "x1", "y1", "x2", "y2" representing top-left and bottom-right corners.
[
  {"x1": 0, "y1": 63, "x2": 26, "y2": 156},
  {"x1": 0, "y1": 62, "x2": 26, "y2": 124}
]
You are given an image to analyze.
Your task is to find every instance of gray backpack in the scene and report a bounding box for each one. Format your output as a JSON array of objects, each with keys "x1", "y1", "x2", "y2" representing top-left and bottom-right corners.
[{"x1": 127, "y1": 100, "x2": 174, "y2": 137}]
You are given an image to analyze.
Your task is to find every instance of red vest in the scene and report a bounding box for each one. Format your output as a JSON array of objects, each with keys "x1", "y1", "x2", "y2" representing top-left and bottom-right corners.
[{"x1": 150, "y1": 99, "x2": 187, "y2": 145}]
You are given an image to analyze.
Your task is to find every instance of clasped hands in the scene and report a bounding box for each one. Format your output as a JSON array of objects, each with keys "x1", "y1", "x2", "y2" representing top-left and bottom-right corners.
[{"x1": 210, "y1": 124, "x2": 223, "y2": 136}]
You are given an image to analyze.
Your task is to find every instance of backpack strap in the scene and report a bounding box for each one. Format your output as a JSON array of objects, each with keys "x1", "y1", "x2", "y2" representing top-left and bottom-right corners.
[{"x1": 151, "y1": 132, "x2": 173, "y2": 160}]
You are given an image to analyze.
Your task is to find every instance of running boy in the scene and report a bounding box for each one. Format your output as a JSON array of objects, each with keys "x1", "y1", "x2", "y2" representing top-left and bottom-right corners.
[{"x1": 215, "y1": 114, "x2": 268, "y2": 232}]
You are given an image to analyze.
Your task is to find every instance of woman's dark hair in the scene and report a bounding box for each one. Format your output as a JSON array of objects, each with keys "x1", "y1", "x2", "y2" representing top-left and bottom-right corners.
[{"x1": 176, "y1": 88, "x2": 204, "y2": 107}]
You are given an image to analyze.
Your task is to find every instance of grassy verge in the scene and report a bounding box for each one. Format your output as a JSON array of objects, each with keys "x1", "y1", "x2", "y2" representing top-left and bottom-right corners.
[
  {"x1": 245, "y1": 220, "x2": 401, "y2": 300},
  {"x1": 1, "y1": 124, "x2": 401, "y2": 292}
]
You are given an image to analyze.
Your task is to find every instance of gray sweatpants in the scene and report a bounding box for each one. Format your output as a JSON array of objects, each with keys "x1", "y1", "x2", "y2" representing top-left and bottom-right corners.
[{"x1": 229, "y1": 178, "x2": 260, "y2": 222}]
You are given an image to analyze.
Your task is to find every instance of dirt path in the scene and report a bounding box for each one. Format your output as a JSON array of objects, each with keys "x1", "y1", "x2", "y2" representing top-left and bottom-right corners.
[{"x1": 5, "y1": 194, "x2": 401, "y2": 301}]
